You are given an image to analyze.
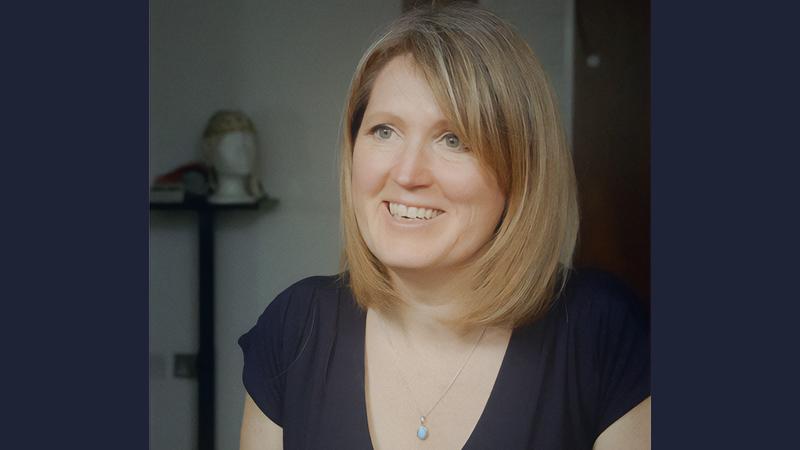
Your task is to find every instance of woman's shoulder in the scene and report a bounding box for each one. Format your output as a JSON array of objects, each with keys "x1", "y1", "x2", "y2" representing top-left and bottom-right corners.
[
  {"x1": 562, "y1": 269, "x2": 651, "y2": 435},
  {"x1": 555, "y1": 268, "x2": 648, "y2": 326},
  {"x1": 279, "y1": 273, "x2": 347, "y2": 298},
  {"x1": 241, "y1": 274, "x2": 347, "y2": 352},
  {"x1": 238, "y1": 274, "x2": 348, "y2": 377},
  {"x1": 266, "y1": 273, "x2": 348, "y2": 314},
  {"x1": 238, "y1": 274, "x2": 348, "y2": 426}
]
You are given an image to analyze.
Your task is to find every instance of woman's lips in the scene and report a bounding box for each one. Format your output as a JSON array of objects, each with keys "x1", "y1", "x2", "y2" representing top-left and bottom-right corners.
[{"x1": 383, "y1": 201, "x2": 445, "y2": 223}]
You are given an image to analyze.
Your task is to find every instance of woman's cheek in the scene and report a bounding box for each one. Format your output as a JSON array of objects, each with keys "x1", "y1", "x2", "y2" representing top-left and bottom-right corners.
[{"x1": 352, "y1": 147, "x2": 388, "y2": 196}]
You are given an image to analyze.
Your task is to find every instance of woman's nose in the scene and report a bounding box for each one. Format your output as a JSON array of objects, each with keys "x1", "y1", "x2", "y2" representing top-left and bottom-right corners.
[{"x1": 390, "y1": 141, "x2": 433, "y2": 189}]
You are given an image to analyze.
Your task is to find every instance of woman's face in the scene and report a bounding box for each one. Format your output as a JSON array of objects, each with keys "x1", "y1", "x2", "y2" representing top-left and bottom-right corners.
[{"x1": 351, "y1": 55, "x2": 506, "y2": 278}]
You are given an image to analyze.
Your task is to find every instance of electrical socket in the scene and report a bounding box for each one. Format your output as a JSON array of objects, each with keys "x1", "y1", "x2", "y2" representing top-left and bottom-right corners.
[{"x1": 173, "y1": 353, "x2": 197, "y2": 379}]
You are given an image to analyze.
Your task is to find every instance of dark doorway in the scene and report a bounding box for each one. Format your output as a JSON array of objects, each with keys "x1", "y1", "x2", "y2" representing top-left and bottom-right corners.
[{"x1": 572, "y1": 0, "x2": 650, "y2": 307}]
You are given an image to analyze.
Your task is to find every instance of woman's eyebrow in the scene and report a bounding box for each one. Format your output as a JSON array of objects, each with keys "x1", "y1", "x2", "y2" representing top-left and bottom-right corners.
[
  {"x1": 362, "y1": 111, "x2": 452, "y2": 131},
  {"x1": 361, "y1": 111, "x2": 406, "y2": 127}
]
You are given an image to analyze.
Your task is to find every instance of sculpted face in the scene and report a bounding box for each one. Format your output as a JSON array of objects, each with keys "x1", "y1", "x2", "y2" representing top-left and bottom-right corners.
[
  {"x1": 351, "y1": 55, "x2": 506, "y2": 278},
  {"x1": 212, "y1": 130, "x2": 256, "y2": 176}
]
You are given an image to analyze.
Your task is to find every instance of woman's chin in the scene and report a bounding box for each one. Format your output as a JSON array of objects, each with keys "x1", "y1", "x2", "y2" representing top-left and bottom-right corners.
[
  {"x1": 381, "y1": 258, "x2": 437, "y2": 273},
  {"x1": 378, "y1": 254, "x2": 444, "y2": 275}
]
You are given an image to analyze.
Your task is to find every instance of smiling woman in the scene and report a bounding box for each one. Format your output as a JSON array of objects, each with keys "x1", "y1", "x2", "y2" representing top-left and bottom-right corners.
[
  {"x1": 351, "y1": 55, "x2": 507, "y2": 285},
  {"x1": 238, "y1": 3, "x2": 649, "y2": 450},
  {"x1": 339, "y1": 10, "x2": 580, "y2": 331}
]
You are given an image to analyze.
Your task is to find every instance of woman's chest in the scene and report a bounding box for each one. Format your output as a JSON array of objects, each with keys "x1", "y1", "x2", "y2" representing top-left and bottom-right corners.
[
  {"x1": 363, "y1": 316, "x2": 512, "y2": 449},
  {"x1": 279, "y1": 294, "x2": 583, "y2": 450}
]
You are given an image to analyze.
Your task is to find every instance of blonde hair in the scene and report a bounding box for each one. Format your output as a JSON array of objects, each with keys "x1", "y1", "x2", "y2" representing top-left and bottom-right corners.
[{"x1": 339, "y1": 3, "x2": 579, "y2": 328}]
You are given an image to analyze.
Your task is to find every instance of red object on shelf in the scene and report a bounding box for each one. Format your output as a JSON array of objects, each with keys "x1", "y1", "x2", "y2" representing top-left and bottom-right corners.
[{"x1": 154, "y1": 162, "x2": 210, "y2": 185}]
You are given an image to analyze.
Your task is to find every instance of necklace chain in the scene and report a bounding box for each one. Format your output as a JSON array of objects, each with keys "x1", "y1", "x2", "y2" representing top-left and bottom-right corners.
[{"x1": 376, "y1": 311, "x2": 487, "y2": 428}]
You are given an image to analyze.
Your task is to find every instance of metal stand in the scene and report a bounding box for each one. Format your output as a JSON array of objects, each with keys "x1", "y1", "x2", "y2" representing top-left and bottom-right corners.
[{"x1": 150, "y1": 195, "x2": 278, "y2": 450}]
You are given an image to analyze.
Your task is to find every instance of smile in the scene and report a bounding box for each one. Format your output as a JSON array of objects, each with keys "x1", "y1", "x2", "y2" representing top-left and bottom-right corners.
[{"x1": 386, "y1": 202, "x2": 444, "y2": 220}]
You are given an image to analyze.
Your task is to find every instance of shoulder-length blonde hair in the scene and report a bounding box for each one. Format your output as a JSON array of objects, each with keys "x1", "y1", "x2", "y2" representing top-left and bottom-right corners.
[{"x1": 339, "y1": 3, "x2": 579, "y2": 328}]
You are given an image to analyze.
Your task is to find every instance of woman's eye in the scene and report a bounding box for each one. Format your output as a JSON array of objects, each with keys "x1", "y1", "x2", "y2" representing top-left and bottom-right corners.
[
  {"x1": 372, "y1": 125, "x2": 394, "y2": 140},
  {"x1": 442, "y1": 133, "x2": 466, "y2": 151}
]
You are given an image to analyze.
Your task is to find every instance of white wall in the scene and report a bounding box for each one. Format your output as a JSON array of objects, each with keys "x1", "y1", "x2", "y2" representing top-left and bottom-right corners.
[
  {"x1": 482, "y1": 0, "x2": 574, "y2": 140},
  {"x1": 149, "y1": 1, "x2": 573, "y2": 449}
]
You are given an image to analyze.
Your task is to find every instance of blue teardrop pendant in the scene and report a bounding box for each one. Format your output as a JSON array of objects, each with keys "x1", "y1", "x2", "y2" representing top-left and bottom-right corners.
[{"x1": 417, "y1": 416, "x2": 429, "y2": 440}]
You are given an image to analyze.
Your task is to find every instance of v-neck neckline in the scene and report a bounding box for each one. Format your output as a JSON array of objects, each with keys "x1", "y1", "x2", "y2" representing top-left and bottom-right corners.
[{"x1": 352, "y1": 301, "x2": 521, "y2": 449}]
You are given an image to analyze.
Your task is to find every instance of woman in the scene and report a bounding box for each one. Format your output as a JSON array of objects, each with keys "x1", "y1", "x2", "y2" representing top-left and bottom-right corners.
[{"x1": 239, "y1": 4, "x2": 650, "y2": 449}]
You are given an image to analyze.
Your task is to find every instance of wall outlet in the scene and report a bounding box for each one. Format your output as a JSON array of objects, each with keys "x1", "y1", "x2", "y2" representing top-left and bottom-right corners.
[{"x1": 173, "y1": 353, "x2": 197, "y2": 379}]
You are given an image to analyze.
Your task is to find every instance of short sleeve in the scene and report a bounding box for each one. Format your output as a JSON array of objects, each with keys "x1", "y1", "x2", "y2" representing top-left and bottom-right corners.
[
  {"x1": 592, "y1": 276, "x2": 650, "y2": 434},
  {"x1": 237, "y1": 280, "x2": 318, "y2": 427},
  {"x1": 568, "y1": 271, "x2": 651, "y2": 437}
]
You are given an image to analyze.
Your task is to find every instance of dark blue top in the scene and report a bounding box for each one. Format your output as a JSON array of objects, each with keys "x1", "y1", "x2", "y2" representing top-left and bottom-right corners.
[{"x1": 238, "y1": 270, "x2": 650, "y2": 449}]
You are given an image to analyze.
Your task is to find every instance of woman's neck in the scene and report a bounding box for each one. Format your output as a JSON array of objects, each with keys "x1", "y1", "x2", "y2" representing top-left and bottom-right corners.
[{"x1": 384, "y1": 267, "x2": 478, "y2": 343}]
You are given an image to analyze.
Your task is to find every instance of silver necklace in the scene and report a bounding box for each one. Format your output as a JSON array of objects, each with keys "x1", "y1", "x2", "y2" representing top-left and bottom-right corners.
[{"x1": 376, "y1": 312, "x2": 487, "y2": 441}]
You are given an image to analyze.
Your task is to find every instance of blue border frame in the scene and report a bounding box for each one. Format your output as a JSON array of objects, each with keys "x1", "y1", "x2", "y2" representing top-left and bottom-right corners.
[
  {"x1": 4, "y1": 1, "x2": 148, "y2": 448},
  {"x1": 5, "y1": 0, "x2": 799, "y2": 447}
]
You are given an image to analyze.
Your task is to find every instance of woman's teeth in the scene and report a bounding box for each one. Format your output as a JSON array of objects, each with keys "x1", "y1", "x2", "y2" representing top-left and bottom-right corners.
[{"x1": 388, "y1": 202, "x2": 444, "y2": 220}]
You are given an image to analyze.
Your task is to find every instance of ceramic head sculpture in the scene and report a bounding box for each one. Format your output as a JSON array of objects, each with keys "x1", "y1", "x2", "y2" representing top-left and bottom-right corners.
[{"x1": 202, "y1": 110, "x2": 264, "y2": 203}]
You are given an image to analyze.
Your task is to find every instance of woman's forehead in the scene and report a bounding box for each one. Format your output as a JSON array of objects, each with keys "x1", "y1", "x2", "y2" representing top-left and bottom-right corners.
[{"x1": 363, "y1": 55, "x2": 457, "y2": 130}]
